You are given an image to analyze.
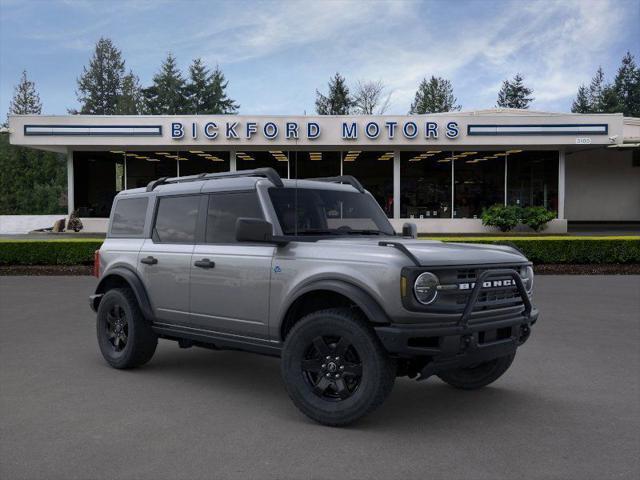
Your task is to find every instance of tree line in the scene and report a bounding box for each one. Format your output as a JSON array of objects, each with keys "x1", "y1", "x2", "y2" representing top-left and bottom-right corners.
[{"x1": 1, "y1": 37, "x2": 638, "y2": 216}]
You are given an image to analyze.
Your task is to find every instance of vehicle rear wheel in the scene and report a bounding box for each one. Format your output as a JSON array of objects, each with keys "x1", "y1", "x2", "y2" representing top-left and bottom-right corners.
[
  {"x1": 281, "y1": 308, "x2": 396, "y2": 426},
  {"x1": 96, "y1": 288, "x2": 157, "y2": 369},
  {"x1": 437, "y1": 352, "x2": 516, "y2": 390}
]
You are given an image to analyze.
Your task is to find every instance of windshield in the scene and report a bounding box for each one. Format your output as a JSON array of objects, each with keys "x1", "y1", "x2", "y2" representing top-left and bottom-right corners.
[{"x1": 268, "y1": 187, "x2": 395, "y2": 236}]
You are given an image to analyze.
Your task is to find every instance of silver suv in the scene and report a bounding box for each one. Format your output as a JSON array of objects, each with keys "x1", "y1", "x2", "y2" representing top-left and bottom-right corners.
[{"x1": 90, "y1": 167, "x2": 538, "y2": 426}]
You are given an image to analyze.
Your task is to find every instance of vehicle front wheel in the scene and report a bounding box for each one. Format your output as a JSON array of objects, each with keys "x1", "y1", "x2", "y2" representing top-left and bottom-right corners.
[
  {"x1": 437, "y1": 352, "x2": 516, "y2": 390},
  {"x1": 281, "y1": 308, "x2": 396, "y2": 426},
  {"x1": 96, "y1": 288, "x2": 157, "y2": 369}
]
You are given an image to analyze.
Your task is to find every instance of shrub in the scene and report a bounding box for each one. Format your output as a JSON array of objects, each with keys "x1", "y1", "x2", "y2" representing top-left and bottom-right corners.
[
  {"x1": 430, "y1": 237, "x2": 640, "y2": 264},
  {"x1": 0, "y1": 239, "x2": 103, "y2": 265},
  {"x1": 521, "y1": 206, "x2": 556, "y2": 232},
  {"x1": 481, "y1": 205, "x2": 520, "y2": 232}
]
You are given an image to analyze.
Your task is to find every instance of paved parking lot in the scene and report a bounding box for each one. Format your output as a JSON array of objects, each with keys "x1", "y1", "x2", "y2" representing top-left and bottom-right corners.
[{"x1": 1, "y1": 275, "x2": 638, "y2": 480}]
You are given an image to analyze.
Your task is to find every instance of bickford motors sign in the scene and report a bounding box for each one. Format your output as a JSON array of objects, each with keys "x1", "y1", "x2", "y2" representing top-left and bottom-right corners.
[{"x1": 171, "y1": 119, "x2": 461, "y2": 141}]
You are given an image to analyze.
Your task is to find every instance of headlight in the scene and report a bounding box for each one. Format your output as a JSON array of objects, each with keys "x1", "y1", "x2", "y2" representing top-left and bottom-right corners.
[
  {"x1": 414, "y1": 272, "x2": 439, "y2": 305},
  {"x1": 526, "y1": 266, "x2": 534, "y2": 293}
]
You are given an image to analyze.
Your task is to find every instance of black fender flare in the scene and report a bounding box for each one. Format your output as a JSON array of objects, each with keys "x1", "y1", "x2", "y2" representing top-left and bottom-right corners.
[
  {"x1": 94, "y1": 266, "x2": 154, "y2": 321},
  {"x1": 282, "y1": 279, "x2": 391, "y2": 327}
]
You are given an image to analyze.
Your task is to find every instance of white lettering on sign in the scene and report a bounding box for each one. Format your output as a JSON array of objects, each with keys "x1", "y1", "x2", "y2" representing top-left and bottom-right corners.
[{"x1": 576, "y1": 137, "x2": 592, "y2": 144}]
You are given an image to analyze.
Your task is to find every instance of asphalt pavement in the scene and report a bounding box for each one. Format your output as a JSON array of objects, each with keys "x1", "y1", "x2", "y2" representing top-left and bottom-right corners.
[{"x1": 0, "y1": 275, "x2": 638, "y2": 480}]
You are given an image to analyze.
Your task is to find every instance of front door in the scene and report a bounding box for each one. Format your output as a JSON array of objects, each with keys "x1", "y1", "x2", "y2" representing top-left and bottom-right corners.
[
  {"x1": 138, "y1": 194, "x2": 201, "y2": 325},
  {"x1": 189, "y1": 191, "x2": 274, "y2": 339}
]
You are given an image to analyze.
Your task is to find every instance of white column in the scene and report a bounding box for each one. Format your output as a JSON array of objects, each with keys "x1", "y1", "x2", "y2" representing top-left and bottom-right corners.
[
  {"x1": 66, "y1": 149, "x2": 74, "y2": 216},
  {"x1": 229, "y1": 150, "x2": 236, "y2": 172},
  {"x1": 504, "y1": 154, "x2": 508, "y2": 205},
  {"x1": 393, "y1": 150, "x2": 401, "y2": 219},
  {"x1": 451, "y1": 155, "x2": 455, "y2": 218},
  {"x1": 558, "y1": 149, "x2": 566, "y2": 219}
]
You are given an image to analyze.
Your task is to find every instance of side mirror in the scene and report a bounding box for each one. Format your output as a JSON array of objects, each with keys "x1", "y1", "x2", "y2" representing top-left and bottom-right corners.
[
  {"x1": 402, "y1": 222, "x2": 418, "y2": 239},
  {"x1": 236, "y1": 217, "x2": 274, "y2": 243}
]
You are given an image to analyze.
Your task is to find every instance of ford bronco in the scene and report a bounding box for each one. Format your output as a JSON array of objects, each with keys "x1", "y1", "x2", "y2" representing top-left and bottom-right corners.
[{"x1": 90, "y1": 167, "x2": 537, "y2": 426}]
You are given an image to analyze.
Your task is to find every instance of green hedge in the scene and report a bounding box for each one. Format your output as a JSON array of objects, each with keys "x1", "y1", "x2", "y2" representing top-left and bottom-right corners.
[
  {"x1": 0, "y1": 237, "x2": 639, "y2": 266},
  {"x1": 429, "y1": 237, "x2": 640, "y2": 264},
  {"x1": 0, "y1": 239, "x2": 104, "y2": 265}
]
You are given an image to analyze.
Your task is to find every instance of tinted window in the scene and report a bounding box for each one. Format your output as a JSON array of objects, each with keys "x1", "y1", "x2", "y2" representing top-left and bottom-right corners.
[
  {"x1": 110, "y1": 197, "x2": 148, "y2": 236},
  {"x1": 268, "y1": 188, "x2": 395, "y2": 236},
  {"x1": 206, "y1": 192, "x2": 263, "y2": 243},
  {"x1": 154, "y1": 195, "x2": 200, "y2": 243}
]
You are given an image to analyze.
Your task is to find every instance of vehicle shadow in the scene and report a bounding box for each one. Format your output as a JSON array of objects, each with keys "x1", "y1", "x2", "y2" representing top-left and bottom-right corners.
[{"x1": 134, "y1": 343, "x2": 553, "y2": 431}]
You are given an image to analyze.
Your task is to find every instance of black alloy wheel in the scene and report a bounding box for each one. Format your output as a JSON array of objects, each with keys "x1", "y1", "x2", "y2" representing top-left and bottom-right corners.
[
  {"x1": 281, "y1": 308, "x2": 396, "y2": 426},
  {"x1": 301, "y1": 335, "x2": 363, "y2": 401}
]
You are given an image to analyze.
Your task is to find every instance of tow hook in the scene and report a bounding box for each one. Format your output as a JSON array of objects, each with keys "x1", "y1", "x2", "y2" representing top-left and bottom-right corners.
[
  {"x1": 462, "y1": 334, "x2": 476, "y2": 351},
  {"x1": 519, "y1": 325, "x2": 531, "y2": 344}
]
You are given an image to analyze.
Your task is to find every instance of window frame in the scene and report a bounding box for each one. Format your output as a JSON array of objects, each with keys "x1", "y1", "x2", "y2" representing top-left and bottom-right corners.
[
  {"x1": 150, "y1": 193, "x2": 205, "y2": 245},
  {"x1": 202, "y1": 189, "x2": 266, "y2": 245},
  {"x1": 108, "y1": 196, "x2": 150, "y2": 239}
]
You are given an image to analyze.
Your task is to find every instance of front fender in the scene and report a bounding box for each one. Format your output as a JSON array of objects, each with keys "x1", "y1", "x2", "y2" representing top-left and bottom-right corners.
[
  {"x1": 282, "y1": 278, "x2": 391, "y2": 326},
  {"x1": 93, "y1": 266, "x2": 154, "y2": 321}
]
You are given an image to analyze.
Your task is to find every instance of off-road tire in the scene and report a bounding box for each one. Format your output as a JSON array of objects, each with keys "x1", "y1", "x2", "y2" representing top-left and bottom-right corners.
[
  {"x1": 281, "y1": 308, "x2": 396, "y2": 426},
  {"x1": 437, "y1": 352, "x2": 516, "y2": 390},
  {"x1": 96, "y1": 288, "x2": 158, "y2": 369}
]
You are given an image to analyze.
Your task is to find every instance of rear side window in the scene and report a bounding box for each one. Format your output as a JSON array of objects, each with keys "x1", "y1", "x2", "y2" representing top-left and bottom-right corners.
[
  {"x1": 153, "y1": 195, "x2": 200, "y2": 244},
  {"x1": 110, "y1": 197, "x2": 148, "y2": 236},
  {"x1": 206, "y1": 192, "x2": 263, "y2": 243}
]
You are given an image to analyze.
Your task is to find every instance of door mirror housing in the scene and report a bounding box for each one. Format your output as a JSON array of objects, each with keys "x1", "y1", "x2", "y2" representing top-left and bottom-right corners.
[
  {"x1": 236, "y1": 217, "x2": 287, "y2": 245},
  {"x1": 402, "y1": 222, "x2": 418, "y2": 239}
]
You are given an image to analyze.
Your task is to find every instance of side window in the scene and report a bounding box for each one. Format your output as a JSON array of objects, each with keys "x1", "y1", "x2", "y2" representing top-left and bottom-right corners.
[
  {"x1": 110, "y1": 197, "x2": 148, "y2": 236},
  {"x1": 206, "y1": 191, "x2": 264, "y2": 243},
  {"x1": 153, "y1": 195, "x2": 200, "y2": 244}
]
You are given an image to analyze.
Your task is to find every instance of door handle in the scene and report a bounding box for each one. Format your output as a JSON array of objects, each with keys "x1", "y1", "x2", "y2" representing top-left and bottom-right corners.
[
  {"x1": 194, "y1": 258, "x2": 215, "y2": 269},
  {"x1": 140, "y1": 256, "x2": 158, "y2": 265}
]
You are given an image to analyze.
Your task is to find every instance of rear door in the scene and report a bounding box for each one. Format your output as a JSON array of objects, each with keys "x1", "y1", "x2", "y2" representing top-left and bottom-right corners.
[
  {"x1": 189, "y1": 191, "x2": 274, "y2": 339},
  {"x1": 138, "y1": 194, "x2": 203, "y2": 325}
]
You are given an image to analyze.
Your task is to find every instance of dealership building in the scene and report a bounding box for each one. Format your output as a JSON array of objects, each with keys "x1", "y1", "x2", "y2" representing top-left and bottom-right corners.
[{"x1": 5, "y1": 109, "x2": 640, "y2": 233}]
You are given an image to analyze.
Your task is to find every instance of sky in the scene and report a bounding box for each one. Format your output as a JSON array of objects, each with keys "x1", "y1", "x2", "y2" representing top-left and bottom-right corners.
[{"x1": 0, "y1": 0, "x2": 638, "y2": 117}]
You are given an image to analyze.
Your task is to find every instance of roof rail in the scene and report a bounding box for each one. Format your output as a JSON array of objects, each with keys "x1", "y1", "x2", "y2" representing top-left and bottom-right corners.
[
  {"x1": 146, "y1": 167, "x2": 283, "y2": 192},
  {"x1": 308, "y1": 175, "x2": 365, "y2": 193}
]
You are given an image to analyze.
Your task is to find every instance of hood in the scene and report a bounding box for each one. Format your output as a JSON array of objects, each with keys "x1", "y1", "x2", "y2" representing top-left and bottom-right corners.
[{"x1": 313, "y1": 237, "x2": 527, "y2": 266}]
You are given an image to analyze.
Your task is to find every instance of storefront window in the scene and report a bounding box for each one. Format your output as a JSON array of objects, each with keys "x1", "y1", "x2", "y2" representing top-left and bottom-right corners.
[
  {"x1": 507, "y1": 150, "x2": 558, "y2": 212},
  {"x1": 342, "y1": 151, "x2": 394, "y2": 217},
  {"x1": 401, "y1": 151, "x2": 452, "y2": 218},
  {"x1": 453, "y1": 151, "x2": 505, "y2": 218},
  {"x1": 236, "y1": 151, "x2": 289, "y2": 179},
  {"x1": 74, "y1": 151, "x2": 125, "y2": 217},
  {"x1": 290, "y1": 151, "x2": 341, "y2": 180}
]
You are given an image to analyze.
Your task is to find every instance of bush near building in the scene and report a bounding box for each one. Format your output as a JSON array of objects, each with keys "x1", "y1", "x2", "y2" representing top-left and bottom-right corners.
[
  {"x1": 0, "y1": 237, "x2": 639, "y2": 266},
  {"x1": 481, "y1": 205, "x2": 557, "y2": 232}
]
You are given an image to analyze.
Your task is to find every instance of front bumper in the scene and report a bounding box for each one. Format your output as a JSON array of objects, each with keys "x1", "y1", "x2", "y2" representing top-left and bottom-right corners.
[{"x1": 375, "y1": 307, "x2": 537, "y2": 357}]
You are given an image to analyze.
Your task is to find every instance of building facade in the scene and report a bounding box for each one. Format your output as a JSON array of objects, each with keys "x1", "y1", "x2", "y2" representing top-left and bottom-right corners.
[{"x1": 6, "y1": 109, "x2": 640, "y2": 233}]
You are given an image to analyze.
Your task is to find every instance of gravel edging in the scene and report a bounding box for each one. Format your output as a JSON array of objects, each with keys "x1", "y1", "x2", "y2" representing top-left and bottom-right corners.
[{"x1": 1, "y1": 264, "x2": 640, "y2": 276}]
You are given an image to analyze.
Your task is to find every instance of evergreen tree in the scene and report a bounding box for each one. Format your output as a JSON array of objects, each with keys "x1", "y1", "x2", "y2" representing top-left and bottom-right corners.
[
  {"x1": 207, "y1": 65, "x2": 239, "y2": 114},
  {"x1": 315, "y1": 73, "x2": 353, "y2": 115},
  {"x1": 75, "y1": 37, "x2": 126, "y2": 114},
  {"x1": 8, "y1": 70, "x2": 42, "y2": 116},
  {"x1": 587, "y1": 66, "x2": 607, "y2": 112},
  {"x1": 116, "y1": 71, "x2": 144, "y2": 114},
  {"x1": 409, "y1": 76, "x2": 460, "y2": 114},
  {"x1": 185, "y1": 59, "x2": 239, "y2": 114},
  {"x1": 496, "y1": 73, "x2": 534, "y2": 109},
  {"x1": 571, "y1": 85, "x2": 591, "y2": 113},
  {"x1": 613, "y1": 51, "x2": 640, "y2": 117},
  {"x1": 143, "y1": 53, "x2": 188, "y2": 114}
]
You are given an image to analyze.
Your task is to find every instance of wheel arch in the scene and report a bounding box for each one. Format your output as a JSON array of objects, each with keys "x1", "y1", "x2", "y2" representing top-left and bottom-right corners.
[
  {"x1": 94, "y1": 266, "x2": 154, "y2": 321},
  {"x1": 280, "y1": 279, "x2": 390, "y2": 341}
]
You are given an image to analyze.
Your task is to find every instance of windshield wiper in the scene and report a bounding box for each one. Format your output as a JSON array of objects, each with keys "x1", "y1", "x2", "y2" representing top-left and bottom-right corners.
[{"x1": 343, "y1": 229, "x2": 385, "y2": 235}]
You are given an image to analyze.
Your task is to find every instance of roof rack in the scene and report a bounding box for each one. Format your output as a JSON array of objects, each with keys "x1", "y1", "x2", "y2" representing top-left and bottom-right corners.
[
  {"x1": 308, "y1": 175, "x2": 365, "y2": 193},
  {"x1": 146, "y1": 167, "x2": 283, "y2": 192}
]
